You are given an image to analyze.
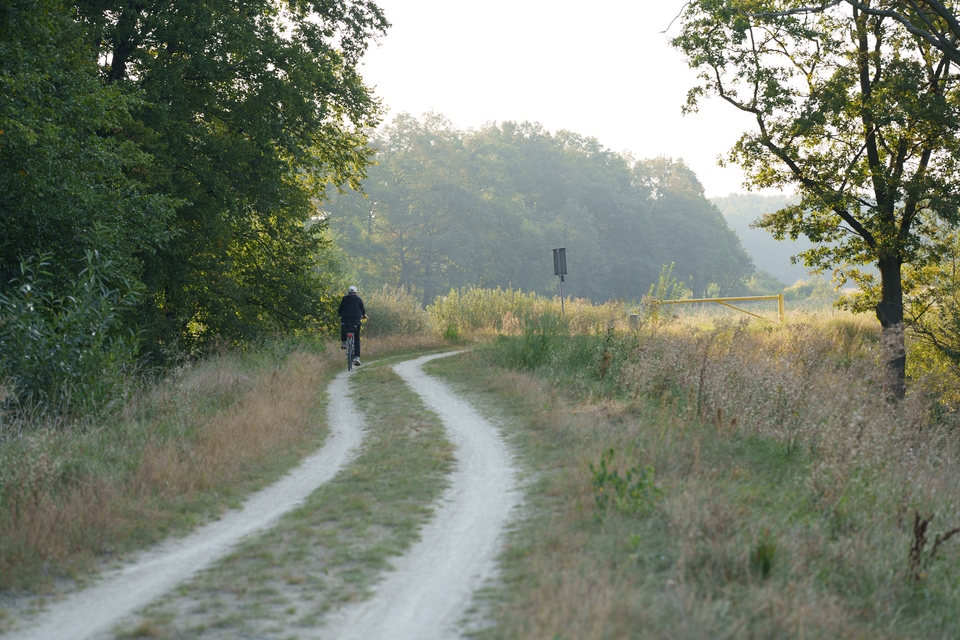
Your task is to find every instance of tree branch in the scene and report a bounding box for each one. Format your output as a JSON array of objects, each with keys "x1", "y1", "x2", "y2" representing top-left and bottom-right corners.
[{"x1": 752, "y1": 1, "x2": 960, "y2": 64}]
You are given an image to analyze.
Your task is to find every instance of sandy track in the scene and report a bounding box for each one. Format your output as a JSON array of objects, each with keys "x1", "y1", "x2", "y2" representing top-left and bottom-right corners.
[
  {"x1": 12, "y1": 369, "x2": 365, "y2": 640},
  {"x1": 321, "y1": 353, "x2": 521, "y2": 640},
  {"x1": 11, "y1": 352, "x2": 519, "y2": 640}
]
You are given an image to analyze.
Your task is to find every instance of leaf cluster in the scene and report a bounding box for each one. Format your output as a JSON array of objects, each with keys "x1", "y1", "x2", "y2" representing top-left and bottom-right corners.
[
  {"x1": 0, "y1": 252, "x2": 142, "y2": 417},
  {"x1": 589, "y1": 448, "x2": 662, "y2": 519},
  {"x1": 2, "y1": 0, "x2": 389, "y2": 384}
]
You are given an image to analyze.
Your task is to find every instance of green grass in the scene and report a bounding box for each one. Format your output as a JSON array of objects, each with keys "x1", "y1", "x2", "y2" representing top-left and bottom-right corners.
[
  {"x1": 121, "y1": 361, "x2": 455, "y2": 639},
  {"x1": 426, "y1": 322, "x2": 960, "y2": 639}
]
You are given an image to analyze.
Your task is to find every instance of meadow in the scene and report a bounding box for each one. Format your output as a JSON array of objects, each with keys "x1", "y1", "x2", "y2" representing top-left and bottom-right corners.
[
  {"x1": 2, "y1": 286, "x2": 959, "y2": 638},
  {"x1": 428, "y1": 290, "x2": 960, "y2": 638}
]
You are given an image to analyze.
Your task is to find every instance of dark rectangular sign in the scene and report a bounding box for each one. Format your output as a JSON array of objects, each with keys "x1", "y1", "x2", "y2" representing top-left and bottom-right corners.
[{"x1": 553, "y1": 248, "x2": 567, "y2": 276}]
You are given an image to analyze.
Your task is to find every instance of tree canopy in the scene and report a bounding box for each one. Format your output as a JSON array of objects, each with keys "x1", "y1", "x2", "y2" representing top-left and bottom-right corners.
[
  {"x1": 324, "y1": 114, "x2": 755, "y2": 304},
  {"x1": 673, "y1": 0, "x2": 960, "y2": 399},
  {"x1": 2, "y1": 0, "x2": 388, "y2": 357}
]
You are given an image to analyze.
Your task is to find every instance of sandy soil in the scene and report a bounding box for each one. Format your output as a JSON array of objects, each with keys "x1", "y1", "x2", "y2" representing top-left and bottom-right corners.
[
  {"x1": 9, "y1": 352, "x2": 520, "y2": 640},
  {"x1": 319, "y1": 353, "x2": 521, "y2": 640}
]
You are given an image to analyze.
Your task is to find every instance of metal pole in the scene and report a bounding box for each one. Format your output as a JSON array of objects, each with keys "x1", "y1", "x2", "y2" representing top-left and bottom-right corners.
[{"x1": 559, "y1": 275, "x2": 565, "y2": 316}]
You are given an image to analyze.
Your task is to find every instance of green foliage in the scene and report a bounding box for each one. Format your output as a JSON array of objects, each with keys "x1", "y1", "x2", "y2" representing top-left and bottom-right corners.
[
  {"x1": 741, "y1": 270, "x2": 788, "y2": 296},
  {"x1": 325, "y1": 115, "x2": 755, "y2": 304},
  {"x1": 0, "y1": 0, "x2": 176, "y2": 294},
  {"x1": 488, "y1": 312, "x2": 570, "y2": 371},
  {"x1": 79, "y1": 0, "x2": 389, "y2": 352},
  {"x1": 589, "y1": 448, "x2": 661, "y2": 519},
  {"x1": 3, "y1": 0, "x2": 388, "y2": 377},
  {"x1": 0, "y1": 252, "x2": 142, "y2": 417},
  {"x1": 750, "y1": 527, "x2": 778, "y2": 579},
  {"x1": 673, "y1": 0, "x2": 960, "y2": 398},
  {"x1": 428, "y1": 287, "x2": 550, "y2": 335},
  {"x1": 783, "y1": 278, "x2": 840, "y2": 305}
]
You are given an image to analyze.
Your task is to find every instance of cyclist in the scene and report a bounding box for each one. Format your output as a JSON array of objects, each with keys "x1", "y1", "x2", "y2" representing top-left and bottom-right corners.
[{"x1": 337, "y1": 285, "x2": 367, "y2": 366}]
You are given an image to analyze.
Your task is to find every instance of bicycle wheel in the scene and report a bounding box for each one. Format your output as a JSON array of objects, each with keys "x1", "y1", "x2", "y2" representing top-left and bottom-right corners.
[{"x1": 346, "y1": 333, "x2": 355, "y2": 371}]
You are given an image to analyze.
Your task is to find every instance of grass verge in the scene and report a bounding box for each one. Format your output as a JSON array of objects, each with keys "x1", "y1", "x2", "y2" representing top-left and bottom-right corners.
[
  {"x1": 426, "y1": 326, "x2": 960, "y2": 639},
  {"x1": 115, "y1": 360, "x2": 454, "y2": 639}
]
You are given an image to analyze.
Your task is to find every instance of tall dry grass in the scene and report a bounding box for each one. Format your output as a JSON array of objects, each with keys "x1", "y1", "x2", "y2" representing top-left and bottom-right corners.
[
  {"x1": 0, "y1": 325, "x2": 450, "y2": 596},
  {"x1": 427, "y1": 286, "x2": 630, "y2": 337},
  {"x1": 0, "y1": 342, "x2": 344, "y2": 592},
  {"x1": 442, "y1": 308, "x2": 960, "y2": 638}
]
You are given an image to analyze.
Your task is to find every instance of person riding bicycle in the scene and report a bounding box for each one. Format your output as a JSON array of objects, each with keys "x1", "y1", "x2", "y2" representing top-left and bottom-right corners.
[{"x1": 338, "y1": 285, "x2": 367, "y2": 366}]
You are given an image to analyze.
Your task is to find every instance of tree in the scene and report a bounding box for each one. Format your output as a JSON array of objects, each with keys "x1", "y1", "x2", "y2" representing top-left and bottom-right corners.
[
  {"x1": 74, "y1": 0, "x2": 388, "y2": 350},
  {"x1": 325, "y1": 115, "x2": 756, "y2": 304},
  {"x1": 0, "y1": 0, "x2": 175, "y2": 294},
  {"x1": 673, "y1": 0, "x2": 960, "y2": 399},
  {"x1": 635, "y1": 157, "x2": 754, "y2": 297}
]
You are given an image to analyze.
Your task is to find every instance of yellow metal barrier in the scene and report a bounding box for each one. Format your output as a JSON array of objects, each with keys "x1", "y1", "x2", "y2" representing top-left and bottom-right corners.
[{"x1": 661, "y1": 293, "x2": 785, "y2": 323}]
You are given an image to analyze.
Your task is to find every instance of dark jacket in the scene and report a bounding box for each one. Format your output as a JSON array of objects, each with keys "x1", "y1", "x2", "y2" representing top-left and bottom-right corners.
[{"x1": 337, "y1": 294, "x2": 366, "y2": 322}]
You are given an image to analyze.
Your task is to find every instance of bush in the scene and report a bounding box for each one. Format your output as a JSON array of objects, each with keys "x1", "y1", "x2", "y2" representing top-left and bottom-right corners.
[
  {"x1": 428, "y1": 287, "x2": 548, "y2": 334},
  {"x1": 0, "y1": 251, "x2": 142, "y2": 418}
]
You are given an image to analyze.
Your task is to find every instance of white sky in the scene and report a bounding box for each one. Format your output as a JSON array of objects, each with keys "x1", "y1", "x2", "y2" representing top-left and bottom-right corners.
[{"x1": 357, "y1": 0, "x2": 765, "y2": 198}]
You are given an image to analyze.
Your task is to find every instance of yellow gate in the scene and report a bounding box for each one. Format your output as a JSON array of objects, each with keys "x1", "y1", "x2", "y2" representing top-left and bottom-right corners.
[{"x1": 660, "y1": 294, "x2": 785, "y2": 323}]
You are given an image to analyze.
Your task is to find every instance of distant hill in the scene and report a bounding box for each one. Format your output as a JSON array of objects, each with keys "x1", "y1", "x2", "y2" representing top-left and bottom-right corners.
[{"x1": 711, "y1": 193, "x2": 816, "y2": 285}]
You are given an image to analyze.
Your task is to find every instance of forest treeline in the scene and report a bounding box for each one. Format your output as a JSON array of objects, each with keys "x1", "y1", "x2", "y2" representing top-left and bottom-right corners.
[
  {"x1": 0, "y1": 0, "x2": 387, "y2": 413},
  {"x1": 325, "y1": 114, "x2": 761, "y2": 304}
]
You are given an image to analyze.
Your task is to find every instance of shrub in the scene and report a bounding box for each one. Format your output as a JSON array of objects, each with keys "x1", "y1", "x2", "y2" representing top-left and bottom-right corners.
[
  {"x1": 0, "y1": 251, "x2": 142, "y2": 419},
  {"x1": 589, "y1": 448, "x2": 661, "y2": 519}
]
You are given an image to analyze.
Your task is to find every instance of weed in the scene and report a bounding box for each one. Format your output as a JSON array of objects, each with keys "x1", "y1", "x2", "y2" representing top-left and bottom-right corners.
[
  {"x1": 750, "y1": 527, "x2": 778, "y2": 579},
  {"x1": 361, "y1": 285, "x2": 429, "y2": 338},
  {"x1": 438, "y1": 302, "x2": 960, "y2": 637},
  {"x1": 589, "y1": 448, "x2": 661, "y2": 519},
  {"x1": 909, "y1": 511, "x2": 960, "y2": 582},
  {"x1": 0, "y1": 251, "x2": 142, "y2": 418}
]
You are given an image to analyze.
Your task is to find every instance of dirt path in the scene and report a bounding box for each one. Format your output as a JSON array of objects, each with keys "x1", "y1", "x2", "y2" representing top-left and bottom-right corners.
[
  {"x1": 11, "y1": 352, "x2": 520, "y2": 640},
  {"x1": 321, "y1": 353, "x2": 521, "y2": 640},
  {"x1": 13, "y1": 370, "x2": 365, "y2": 640}
]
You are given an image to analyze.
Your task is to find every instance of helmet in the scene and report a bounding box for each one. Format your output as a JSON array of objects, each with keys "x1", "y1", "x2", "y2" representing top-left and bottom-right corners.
[{"x1": 348, "y1": 286, "x2": 358, "y2": 293}]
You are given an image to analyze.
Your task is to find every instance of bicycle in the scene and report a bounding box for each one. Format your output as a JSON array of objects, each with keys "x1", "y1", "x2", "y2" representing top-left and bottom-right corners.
[{"x1": 342, "y1": 320, "x2": 362, "y2": 371}]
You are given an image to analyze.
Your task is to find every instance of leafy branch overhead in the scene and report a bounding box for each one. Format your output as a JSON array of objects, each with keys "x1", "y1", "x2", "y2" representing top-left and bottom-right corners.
[{"x1": 749, "y1": 0, "x2": 960, "y2": 64}]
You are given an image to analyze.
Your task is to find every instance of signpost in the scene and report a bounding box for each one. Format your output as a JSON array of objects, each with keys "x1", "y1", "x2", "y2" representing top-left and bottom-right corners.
[{"x1": 553, "y1": 248, "x2": 567, "y2": 316}]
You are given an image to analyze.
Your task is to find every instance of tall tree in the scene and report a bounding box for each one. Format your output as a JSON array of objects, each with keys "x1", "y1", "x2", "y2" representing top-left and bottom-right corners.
[
  {"x1": 0, "y1": 0, "x2": 174, "y2": 291},
  {"x1": 325, "y1": 115, "x2": 755, "y2": 303},
  {"x1": 75, "y1": 0, "x2": 388, "y2": 349},
  {"x1": 673, "y1": 0, "x2": 960, "y2": 399},
  {"x1": 635, "y1": 157, "x2": 754, "y2": 297}
]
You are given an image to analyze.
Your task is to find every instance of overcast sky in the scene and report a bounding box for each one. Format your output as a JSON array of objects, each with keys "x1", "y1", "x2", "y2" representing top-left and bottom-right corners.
[{"x1": 357, "y1": 0, "x2": 768, "y2": 198}]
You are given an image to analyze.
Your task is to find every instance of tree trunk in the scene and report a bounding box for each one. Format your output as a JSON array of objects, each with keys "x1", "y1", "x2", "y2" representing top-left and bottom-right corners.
[{"x1": 875, "y1": 254, "x2": 906, "y2": 401}]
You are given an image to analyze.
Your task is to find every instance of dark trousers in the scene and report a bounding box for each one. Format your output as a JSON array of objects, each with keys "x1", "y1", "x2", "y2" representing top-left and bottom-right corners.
[{"x1": 340, "y1": 321, "x2": 361, "y2": 357}]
